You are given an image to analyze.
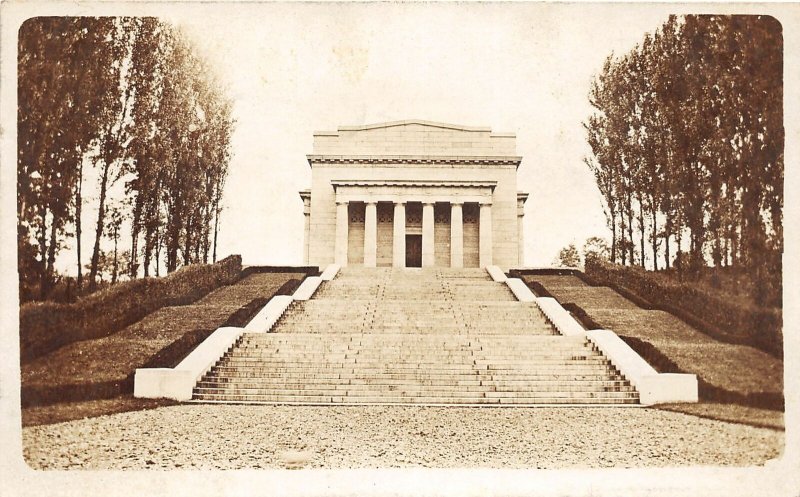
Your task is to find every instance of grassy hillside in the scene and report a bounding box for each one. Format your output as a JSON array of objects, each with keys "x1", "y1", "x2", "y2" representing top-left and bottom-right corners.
[
  {"x1": 520, "y1": 272, "x2": 783, "y2": 427},
  {"x1": 21, "y1": 272, "x2": 307, "y2": 409}
]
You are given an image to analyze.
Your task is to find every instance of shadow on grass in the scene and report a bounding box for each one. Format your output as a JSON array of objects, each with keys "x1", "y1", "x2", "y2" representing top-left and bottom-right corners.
[
  {"x1": 619, "y1": 335, "x2": 784, "y2": 411},
  {"x1": 21, "y1": 286, "x2": 301, "y2": 408},
  {"x1": 22, "y1": 395, "x2": 179, "y2": 428}
]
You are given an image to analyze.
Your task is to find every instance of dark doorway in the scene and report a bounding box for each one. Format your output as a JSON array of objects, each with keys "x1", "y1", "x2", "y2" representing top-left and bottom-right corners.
[{"x1": 406, "y1": 234, "x2": 422, "y2": 267}]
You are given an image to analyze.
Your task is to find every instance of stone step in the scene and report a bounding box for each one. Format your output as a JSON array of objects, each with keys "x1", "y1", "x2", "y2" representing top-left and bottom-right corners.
[
  {"x1": 237, "y1": 338, "x2": 583, "y2": 345},
  {"x1": 272, "y1": 330, "x2": 557, "y2": 336},
  {"x1": 279, "y1": 315, "x2": 549, "y2": 321},
  {"x1": 191, "y1": 394, "x2": 639, "y2": 405},
  {"x1": 278, "y1": 317, "x2": 550, "y2": 323},
  {"x1": 194, "y1": 268, "x2": 638, "y2": 406},
  {"x1": 278, "y1": 318, "x2": 549, "y2": 324},
  {"x1": 281, "y1": 308, "x2": 545, "y2": 315},
  {"x1": 217, "y1": 362, "x2": 614, "y2": 372},
  {"x1": 223, "y1": 351, "x2": 606, "y2": 361},
  {"x1": 213, "y1": 361, "x2": 617, "y2": 371},
  {"x1": 276, "y1": 318, "x2": 552, "y2": 324},
  {"x1": 236, "y1": 341, "x2": 582, "y2": 349},
  {"x1": 197, "y1": 380, "x2": 636, "y2": 391},
  {"x1": 235, "y1": 343, "x2": 586, "y2": 350},
  {"x1": 282, "y1": 312, "x2": 550, "y2": 328},
  {"x1": 225, "y1": 351, "x2": 603, "y2": 359},
  {"x1": 194, "y1": 386, "x2": 639, "y2": 398},
  {"x1": 204, "y1": 371, "x2": 627, "y2": 381},
  {"x1": 273, "y1": 327, "x2": 555, "y2": 333},
  {"x1": 242, "y1": 333, "x2": 577, "y2": 339}
]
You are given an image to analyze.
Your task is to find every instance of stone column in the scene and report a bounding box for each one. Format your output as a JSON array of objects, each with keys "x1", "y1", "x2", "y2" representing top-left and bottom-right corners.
[
  {"x1": 517, "y1": 193, "x2": 529, "y2": 267},
  {"x1": 303, "y1": 211, "x2": 311, "y2": 264},
  {"x1": 479, "y1": 201, "x2": 493, "y2": 267},
  {"x1": 301, "y1": 194, "x2": 311, "y2": 265},
  {"x1": 518, "y1": 211, "x2": 525, "y2": 266},
  {"x1": 363, "y1": 201, "x2": 377, "y2": 267},
  {"x1": 450, "y1": 202, "x2": 463, "y2": 268},
  {"x1": 422, "y1": 202, "x2": 435, "y2": 267},
  {"x1": 364, "y1": 202, "x2": 378, "y2": 267},
  {"x1": 393, "y1": 201, "x2": 406, "y2": 268},
  {"x1": 335, "y1": 200, "x2": 349, "y2": 266}
]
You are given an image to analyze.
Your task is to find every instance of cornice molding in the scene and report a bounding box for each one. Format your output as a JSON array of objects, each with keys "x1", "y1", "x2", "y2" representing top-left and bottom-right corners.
[
  {"x1": 307, "y1": 154, "x2": 522, "y2": 168},
  {"x1": 331, "y1": 179, "x2": 497, "y2": 189}
]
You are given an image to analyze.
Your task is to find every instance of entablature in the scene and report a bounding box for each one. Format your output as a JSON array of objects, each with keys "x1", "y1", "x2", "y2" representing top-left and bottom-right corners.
[
  {"x1": 330, "y1": 179, "x2": 496, "y2": 205},
  {"x1": 307, "y1": 154, "x2": 522, "y2": 169}
]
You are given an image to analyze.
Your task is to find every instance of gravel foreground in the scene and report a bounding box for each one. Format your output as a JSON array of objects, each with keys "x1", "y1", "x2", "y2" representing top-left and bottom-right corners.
[{"x1": 22, "y1": 404, "x2": 783, "y2": 470}]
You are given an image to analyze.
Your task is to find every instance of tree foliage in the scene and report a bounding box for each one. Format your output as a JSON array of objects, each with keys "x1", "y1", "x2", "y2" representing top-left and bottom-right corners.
[
  {"x1": 583, "y1": 236, "x2": 610, "y2": 263},
  {"x1": 555, "y1": 244, "x2": 581, "y2": 268},
  {"x1": 18, "y1": 17, "x2": 234, "y2": 302},
  {"x1": 584, "y1": 15, "x2": 783, "y2": 304}
]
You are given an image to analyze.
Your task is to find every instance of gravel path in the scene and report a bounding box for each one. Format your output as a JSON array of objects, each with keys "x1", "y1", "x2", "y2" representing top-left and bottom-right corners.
[{"x1": 22, "y1": 405, "x2": 783, "y2": 470}]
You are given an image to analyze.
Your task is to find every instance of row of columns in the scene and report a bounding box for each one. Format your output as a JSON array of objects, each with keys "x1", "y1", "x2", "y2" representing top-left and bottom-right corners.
[{"x1": 334, "y1": 200, "x2": 493, "y2": 268}]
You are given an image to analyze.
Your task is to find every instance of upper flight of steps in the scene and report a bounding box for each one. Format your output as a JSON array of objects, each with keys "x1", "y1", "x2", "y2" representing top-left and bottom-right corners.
[{"x1": 193, "y1": 267, "x2": 639, "y2": 405}]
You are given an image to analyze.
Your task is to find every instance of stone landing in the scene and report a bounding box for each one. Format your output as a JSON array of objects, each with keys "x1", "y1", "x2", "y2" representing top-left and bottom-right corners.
[{"x1": 192, "y1": 268, "x2": 639, "y2": 405}]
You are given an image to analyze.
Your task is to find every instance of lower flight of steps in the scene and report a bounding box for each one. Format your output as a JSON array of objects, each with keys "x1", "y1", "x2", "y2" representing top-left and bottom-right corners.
[
  {"x1": 193, "y1": 333, "x2": 638, "y2": 404},
  {"x1": 192, "y1": 267, "x2": 639, "y2": 405}
]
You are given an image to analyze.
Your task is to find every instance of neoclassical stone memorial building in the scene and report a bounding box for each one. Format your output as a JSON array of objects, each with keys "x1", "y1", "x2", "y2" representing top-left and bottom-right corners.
[
  {"x1": 135, "y1": 119, "x2": 698, "y2": 407},
  {"x1": 300, "y1": 120, "x2": 528, "y2": 270}
]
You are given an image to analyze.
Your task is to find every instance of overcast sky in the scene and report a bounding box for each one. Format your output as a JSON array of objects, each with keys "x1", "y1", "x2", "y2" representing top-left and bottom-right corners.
[{"x1": 168, "y1": 3, "x2": 684, "y2": 267}]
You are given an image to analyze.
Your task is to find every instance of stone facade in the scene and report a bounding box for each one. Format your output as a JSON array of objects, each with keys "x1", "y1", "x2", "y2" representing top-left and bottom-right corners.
[{"x1": 300, "y1": 120, "x2": 528, "y2": 270}]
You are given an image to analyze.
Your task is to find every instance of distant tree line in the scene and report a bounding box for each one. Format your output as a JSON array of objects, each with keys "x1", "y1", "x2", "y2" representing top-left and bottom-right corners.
[
  {"x1": 18, "y1": 17, "x2": 233, "y2": 301},
  {"x1": 555, "y1": 237, "x2": 610, "y2": 268},
  {"x1": 583, "y1": 15, "x2": 783, "y2": 301}
]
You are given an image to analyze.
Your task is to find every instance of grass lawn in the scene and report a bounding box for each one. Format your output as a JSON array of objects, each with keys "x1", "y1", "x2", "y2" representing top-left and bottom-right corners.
[
  {"x1": 21, "y1": 273, "x2": 303, "y2": 401},
  {"x1": 21, "y1": 395, "x2": 179, "y2": 427},
  {"x1": 522, "y1": 274, "x2": 783, "y2": 416},
  {"x1": 654, "y1": 402, "x2": 784, "y2": 431},
  {"x1": 587, "y1": 308, "x2": 782, "y2": 397}
]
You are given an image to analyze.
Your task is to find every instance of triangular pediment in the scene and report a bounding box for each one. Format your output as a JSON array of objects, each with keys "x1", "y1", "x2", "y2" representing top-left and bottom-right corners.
[
  {"x1": 311, "y1": 120, "x2": 518, "y2": 158},
  {"x1": 336, "y1": 120, "x2": 492, "y2": 133}
]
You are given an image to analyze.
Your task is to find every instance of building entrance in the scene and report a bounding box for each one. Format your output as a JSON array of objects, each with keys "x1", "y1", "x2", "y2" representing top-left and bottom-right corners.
[{"x1": 405, "y1": 235, "x2": 422, "y2": 267}]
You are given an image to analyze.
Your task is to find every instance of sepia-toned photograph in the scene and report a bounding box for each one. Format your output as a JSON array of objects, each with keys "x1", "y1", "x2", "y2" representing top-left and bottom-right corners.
[{"x1": 0, "y1": 1, "x2": 797, "y2": 496}]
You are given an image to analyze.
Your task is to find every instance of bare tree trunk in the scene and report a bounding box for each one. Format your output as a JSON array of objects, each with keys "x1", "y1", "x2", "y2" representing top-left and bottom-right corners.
[
  {"x1": 663, "y1": 208, "x2": 672, "y2": 270},
  {"x1": 37, "y1": 206, "x2": 48, "y2": 300},
  {"x1": 723, "y1": 228, "x2": 730, "y2": 267},
  {"x1": 45, "y1": 218, "x2": 58, "y2": 297},
  {"x1": 46, "y1": 220, "x2": 57, "y2": 275},
  {"x1": 155, "y1": 227, "x2": 161, "y2": 277},
  {"x1": 675, "y1": 213, "x2": 683, "y2": 278},
  {"x1": 619, "y1": 212, "x2": 627, "y2": 265},
  {"x1": 88, "y1": 155, "x2": 110, "y2": 292},
  {"x1": 76, "y1": 160, "x2": 83, "y2": 289},
  {"x1": 129, "y1": 195, "x2": 142, "y2": 278},
  {"x1": 627, "y1": 207, "x2": 635, "y2": 266},
  {"x1": 143, "y1": 220, "x2": 153, "y2": 278},
  {"x1": 610, "y1": 209, "x2": 617, "y2": 264},
  {"x1": 212, "y1": 203, "x2": 220, "y2": 263},
  {"x1": 650, "y1": 206, "x2": 659, "y2": 271},
  {"x1": 111, "y1": 224, "x2": 119, "y2": 284},
  {"x1": 166, "y1": 192, "x2": 181, "y2": 273},
  {"x1": 638, "y1": 199, "x2": 646, "y2": 268},
  {"x1": 183, "y1": 215, "x2": 192, "y2": 266}
]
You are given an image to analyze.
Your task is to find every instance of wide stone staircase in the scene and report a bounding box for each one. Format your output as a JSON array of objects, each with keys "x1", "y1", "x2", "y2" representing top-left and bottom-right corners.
[{"x1": 193, "y1": 267, "x2": 639, "y2": 405}]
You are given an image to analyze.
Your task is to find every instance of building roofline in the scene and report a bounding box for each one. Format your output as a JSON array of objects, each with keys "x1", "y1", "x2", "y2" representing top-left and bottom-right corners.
[{"x1": 313, "y1": 119, "x2": 515, "y2": 137}]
